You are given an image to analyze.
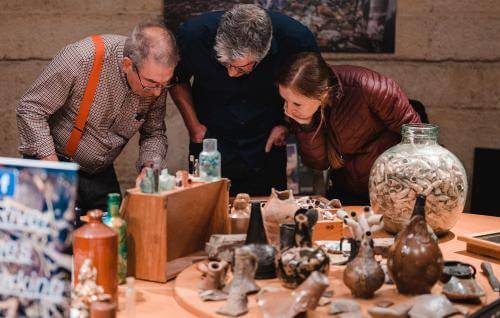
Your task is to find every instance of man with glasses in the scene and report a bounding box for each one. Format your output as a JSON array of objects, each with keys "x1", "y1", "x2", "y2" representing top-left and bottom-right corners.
[
  {"x1": 170, "y1": 4, "x2": 318, "y2": 196},
  {"x1": 16, "y1": 22, "x2": 178, "y2": 212}
]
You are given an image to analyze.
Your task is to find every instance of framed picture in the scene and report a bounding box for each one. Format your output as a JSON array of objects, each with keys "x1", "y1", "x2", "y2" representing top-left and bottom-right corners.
[
  {"x1": 0, "y1": 157, "x2": 78, "y2": 317},
  {"x1": 164, "y1": 0, "x2": 396, "y2": 53}
]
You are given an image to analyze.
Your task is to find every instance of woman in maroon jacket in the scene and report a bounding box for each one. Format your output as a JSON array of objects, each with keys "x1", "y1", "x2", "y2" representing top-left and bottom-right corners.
[{"x1": 278, "y1": 52, "x2": 421, "y2": 204}]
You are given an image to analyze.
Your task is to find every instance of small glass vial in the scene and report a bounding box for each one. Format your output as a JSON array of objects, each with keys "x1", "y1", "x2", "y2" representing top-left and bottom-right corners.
[
  {"x1": 199, "y1": 139, "x2": 221, "y2": 181},
  {"x1": 125, "y1": 276, "x2": 136, "y2": 318},
  {"x1": 158, "y1": 168, "x2": 175, "y2": 191}
]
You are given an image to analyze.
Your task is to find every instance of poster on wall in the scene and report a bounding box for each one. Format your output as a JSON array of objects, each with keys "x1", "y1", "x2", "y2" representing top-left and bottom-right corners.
[
  {"x1": 0, "y1": 158, "x2": 78, "y2": 318},
  {"x1": 164, "y1": 0, "x2": 396, "y2": 53}
]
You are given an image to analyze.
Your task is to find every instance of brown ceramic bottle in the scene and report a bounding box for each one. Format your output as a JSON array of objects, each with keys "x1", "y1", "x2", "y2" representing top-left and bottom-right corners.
[
  {"x1": 74, "y1": 209, "x2": 118, "y2": 304},
  {"x1": 343, "y1": 231, "x2": 385, "y2": 298},
  {"x1": 387, "y1": 195, "x2": 444, "y2": 294}
]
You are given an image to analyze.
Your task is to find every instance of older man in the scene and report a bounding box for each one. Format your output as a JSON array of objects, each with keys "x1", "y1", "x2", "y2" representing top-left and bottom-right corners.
[
  {"x1": 17, "y1": 22, "x2": 178, "y2": 212},
  {"x1": 170, "y1": 4, "x2": 318, "y2": 196}
]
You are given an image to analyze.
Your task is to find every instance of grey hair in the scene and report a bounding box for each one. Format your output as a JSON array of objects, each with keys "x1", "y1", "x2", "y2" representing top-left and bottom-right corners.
[
  {"x1": 123, "y1": 21, "x2": 179, "y2": 69},
  {"x1": 215, "y1": 4, "x2": 273, "y2": 64}
]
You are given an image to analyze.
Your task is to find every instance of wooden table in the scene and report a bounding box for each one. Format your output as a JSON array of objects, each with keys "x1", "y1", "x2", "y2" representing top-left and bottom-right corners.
[{"x1": 117, "y1": 211, "x2": 500, "y2": 317}]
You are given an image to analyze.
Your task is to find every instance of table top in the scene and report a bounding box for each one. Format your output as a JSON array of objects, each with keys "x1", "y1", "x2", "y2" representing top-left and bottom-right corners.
[{"x1": 117, "y1": 210, "x2": 500, "y2": 317}]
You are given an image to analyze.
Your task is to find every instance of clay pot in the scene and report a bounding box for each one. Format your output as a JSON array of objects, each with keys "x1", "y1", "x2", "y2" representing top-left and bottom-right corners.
[
  {"x1": 261, "y1": 189, "x2": 299, "y2": 248},
  {"x1": 244, "y1": 244, "x2": 277, "y2": 279},
  {"x1": 74, "y1": 209, "x2": 118, "y2": 304},
  {"x1": 387, "y1": 195, "x2": 444, "y2": 294},
  {"x1": 343, "y1": 231, "x2": 385, "y2": 298},
  {"x1": 294, "y1": 208, "x2": 318, "y2": 248},
  {"x1": 257, "y1": 271, "x2": 329, "y2": 318},
  {"x1": 277, "y1": 247, "x2": 330, "y2": 289}
]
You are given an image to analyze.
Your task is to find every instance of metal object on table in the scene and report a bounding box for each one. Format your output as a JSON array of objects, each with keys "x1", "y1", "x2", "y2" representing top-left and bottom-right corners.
[{"x1": 481, "y1": 261, "x2": 500, "y2": 292}]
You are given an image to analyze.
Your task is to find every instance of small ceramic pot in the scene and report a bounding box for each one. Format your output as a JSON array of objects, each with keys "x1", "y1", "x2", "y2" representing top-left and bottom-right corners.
[{"x1": 277, "y1": 247, "x2": 330, "y2": 289}]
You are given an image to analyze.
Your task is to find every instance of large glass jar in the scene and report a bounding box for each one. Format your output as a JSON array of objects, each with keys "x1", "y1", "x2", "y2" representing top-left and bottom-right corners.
[
  {"x1": 199, "y1": 138, "x2": 221, "y2": 181},
  {"x1": 369, "y1": 124, "x2": 467, "y2": 235}
]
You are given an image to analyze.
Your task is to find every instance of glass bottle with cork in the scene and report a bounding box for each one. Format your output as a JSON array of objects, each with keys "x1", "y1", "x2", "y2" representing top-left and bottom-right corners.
[{"x1": 104, "y1": 193, "x2": 127, "y2": 284}]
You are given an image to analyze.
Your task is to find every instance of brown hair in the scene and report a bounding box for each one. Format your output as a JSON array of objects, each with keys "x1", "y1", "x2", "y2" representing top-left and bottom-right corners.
[{"x1": 277, "y1": 52, "x2": 343, "y2": 168}]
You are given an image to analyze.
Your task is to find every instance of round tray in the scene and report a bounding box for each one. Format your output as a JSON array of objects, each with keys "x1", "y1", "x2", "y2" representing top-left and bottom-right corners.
[{"x1": 173, "y1": 263, "x2": 418, "y2": 318}]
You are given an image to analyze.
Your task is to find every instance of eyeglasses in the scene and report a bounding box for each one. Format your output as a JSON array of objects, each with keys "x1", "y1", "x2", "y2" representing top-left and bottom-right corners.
[
  {"x1": 221, "y1": 61, "x2": 257, "y2": 75},
  {"x1": 133, "y1": 64, "x2": 176, "y2": 91}
]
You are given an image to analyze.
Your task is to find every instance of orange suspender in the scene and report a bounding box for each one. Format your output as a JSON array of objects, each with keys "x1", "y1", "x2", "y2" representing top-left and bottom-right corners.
[{"x1": 64, "y1": 35, "x2": 105, "y2": 158}]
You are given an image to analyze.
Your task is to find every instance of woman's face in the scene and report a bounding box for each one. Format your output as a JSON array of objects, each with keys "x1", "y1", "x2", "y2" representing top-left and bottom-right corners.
[{"x1": 279, "y1": 84, "x2": 322, "y2": 124}]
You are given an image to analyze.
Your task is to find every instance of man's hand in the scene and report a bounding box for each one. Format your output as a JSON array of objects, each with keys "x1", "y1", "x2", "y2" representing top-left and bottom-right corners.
[
  {"x1": 41, "y1": 154, "x2": 59, "y2": 161},
  {"x1": 265, "y1": 125, "x2": 289, "y2": 153},
  {"x1": 190, "y1": 123, "x2": 207, "y2": 143}
]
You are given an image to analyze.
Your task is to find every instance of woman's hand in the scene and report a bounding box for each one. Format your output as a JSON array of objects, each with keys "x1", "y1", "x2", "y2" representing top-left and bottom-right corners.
[
  {"x1": 265, "y1": 125, "x2": 289, "y2": 153},
  {"x1": 284, "y1": 105, "x2": 314, "y2": 125}
]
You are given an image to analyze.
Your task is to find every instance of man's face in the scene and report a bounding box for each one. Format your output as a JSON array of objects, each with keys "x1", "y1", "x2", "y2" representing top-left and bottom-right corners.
[
  {"x1": 123, "y1": 57, "x2": 174, "y2": 97},
  {"x1": 222, "y1": 56, "x2": 257, "y2": 78}
]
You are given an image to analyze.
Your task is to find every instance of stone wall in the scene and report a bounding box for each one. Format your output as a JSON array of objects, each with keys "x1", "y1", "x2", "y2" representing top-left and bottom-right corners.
[{"x1": 0, "y1": 0, "x2": 499, "y2": 210}]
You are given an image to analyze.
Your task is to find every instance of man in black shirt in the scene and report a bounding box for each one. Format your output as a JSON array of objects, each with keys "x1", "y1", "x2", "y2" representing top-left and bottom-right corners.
[{"x1": 170, "y1": 4, "x2": 318, "y2": 196}]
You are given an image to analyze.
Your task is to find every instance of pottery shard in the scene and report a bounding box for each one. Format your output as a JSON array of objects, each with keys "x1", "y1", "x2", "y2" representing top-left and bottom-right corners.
[
  {"x1": 368, "y1": 294, "x2": 464, "y2": 318},
  {"x1": 329, "y1": 298, "x2": 361, "y2": 314},
  {"x1": 205, "y1": 234, "x2": 246, "y2": 262}
]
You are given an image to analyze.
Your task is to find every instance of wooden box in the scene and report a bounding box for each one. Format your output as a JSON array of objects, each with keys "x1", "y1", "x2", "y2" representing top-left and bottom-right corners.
[
  {"x1": 121, "y1": 179, "x2": 230, "y2": 282},
  {"x1": 457, "y1": 230, "x2": 500, "y2": 260},
  {"x1": 312, "y1": 219, "x2": 344, "y2": 241}
]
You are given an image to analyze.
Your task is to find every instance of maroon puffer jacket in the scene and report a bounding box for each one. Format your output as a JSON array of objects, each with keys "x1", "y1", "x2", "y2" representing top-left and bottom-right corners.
[{"x1": 294, "y1": 65, "x2": 421, "y2": 196}]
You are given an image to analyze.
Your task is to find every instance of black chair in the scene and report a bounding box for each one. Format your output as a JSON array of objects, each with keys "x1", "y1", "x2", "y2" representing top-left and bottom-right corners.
[{"x1": 470, "y1": 148, "x2": 500, "y2": 216}]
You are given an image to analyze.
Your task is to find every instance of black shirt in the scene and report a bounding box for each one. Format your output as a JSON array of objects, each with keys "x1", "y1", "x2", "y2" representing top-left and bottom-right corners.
[{"x1": 175, "y1": 11, "x2": 318, "y2": 169}]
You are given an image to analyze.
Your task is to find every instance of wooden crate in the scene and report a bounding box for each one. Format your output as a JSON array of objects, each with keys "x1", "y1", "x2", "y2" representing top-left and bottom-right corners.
[
  {"x1": 121, "y1": 179, "x2": 230, "y2": 282},
  {"x1": 312, "y1": 219, "x2": 344, "y2": 241}
]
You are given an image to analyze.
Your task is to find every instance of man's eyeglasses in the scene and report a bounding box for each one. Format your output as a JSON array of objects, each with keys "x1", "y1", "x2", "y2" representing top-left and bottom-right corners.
[
  {"x1": 221, "y1": 61, "x2": 257, "y2": 75},
  {"x1": 133, "y1": 65, "x2": 176, "y2": 91}
]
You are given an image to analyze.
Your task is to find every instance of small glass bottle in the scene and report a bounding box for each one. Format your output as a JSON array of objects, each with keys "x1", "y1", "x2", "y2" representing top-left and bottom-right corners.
[
  {"x1": 159, "y1": 168, "x2": 176, "y2": 191},
  {"x1": 199, "y1": 138, "x2": 221, "y2": 181},
  {"x1": 104, "y1": 193, "x2": 127, "y2": 284},
  {"x1": 125, "y1": 276, "x2": 136, "y2": 318}
]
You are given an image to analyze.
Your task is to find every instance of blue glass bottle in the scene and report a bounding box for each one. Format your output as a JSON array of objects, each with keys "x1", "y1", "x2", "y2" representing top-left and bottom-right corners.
[{"x1": 199, "y1": 138, "x2": 221, "y2": 181}]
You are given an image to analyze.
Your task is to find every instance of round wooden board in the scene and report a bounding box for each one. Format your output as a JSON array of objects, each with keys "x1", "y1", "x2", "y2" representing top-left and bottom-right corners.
[{"x1": 173, "y1": 262, "x2": 482, "y2": 318}]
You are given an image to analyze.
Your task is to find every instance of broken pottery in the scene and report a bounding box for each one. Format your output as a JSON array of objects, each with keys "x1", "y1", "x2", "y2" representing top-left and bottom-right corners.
[
  {"x1": 261, "y1": 189, "x2": 299, "y2": 248},
  {"x1": 257, "y1": 271, "x2": 329, "y2": 318},
  {"x1": 388, "y1": 195, "x2": 443, "y2": 294},
  {"x1": 205, "y1": 234, "x2": 246, "y2": 263},
  {"x1": 294, "y1": 208, "x2": 318, "y2": 248},
  {"x1": 442, "y1": 276, "x2": 485, "y2": 301},
  {"x1": 329, "y1": 298, "x2": 362, "y2": 318},
  {"x1": 277, "y1": 246, "x2": 330, "y2": 289},
  {"x1": 343, "y1": 231, "x2": 385, "y2": 298},
  {"x1": 224, "y1": 246, "x2": 260, "y2": 295},
  {"x1": 198, "y1": 260, "x2": 228, "y2": 291},
  {"x1": 368, "y1": 294, "x2": 466, "y2": 318},
  {"x1": 279, "y1": 223, "x2": 295, "y2": 251},
  {"x1": 244, "y1": 244, "x2": 277, "y2": 279},
  {"x1": 216, "y1": 289, "x2": 248, "y2": 317}
]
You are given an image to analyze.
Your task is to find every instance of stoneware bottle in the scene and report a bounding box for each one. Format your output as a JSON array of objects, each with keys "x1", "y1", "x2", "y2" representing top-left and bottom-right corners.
[
  {"x1": 343, "y1": 231, "x2": 385, "y2": 298},
  {"x1": 74, "y1": 209, "x2": 118, "y2": 304},
  {"x1": 387, "y1": 194, "x2": 444, "y2": 294}
]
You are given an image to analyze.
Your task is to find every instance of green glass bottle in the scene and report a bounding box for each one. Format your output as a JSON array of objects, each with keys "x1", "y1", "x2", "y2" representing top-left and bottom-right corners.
[{"x1": 104, "y1": 193, "x2": 127, "y2": 284}]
